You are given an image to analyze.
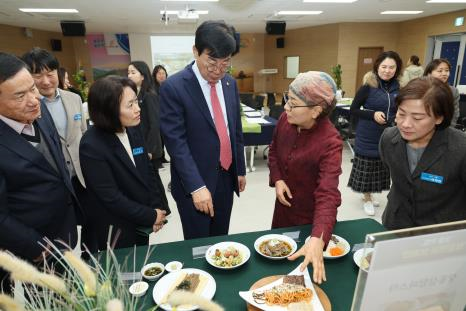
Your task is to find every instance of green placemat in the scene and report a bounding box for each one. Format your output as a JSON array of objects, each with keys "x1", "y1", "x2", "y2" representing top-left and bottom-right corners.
[{"x1": 241, "y1": 117, "x2": 262, "y2": 133}]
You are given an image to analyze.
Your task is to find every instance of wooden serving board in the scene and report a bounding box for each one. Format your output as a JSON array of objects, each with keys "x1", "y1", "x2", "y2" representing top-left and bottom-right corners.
[{"x1": 246, "y1": 275, "x2": 331, "y2": 311}]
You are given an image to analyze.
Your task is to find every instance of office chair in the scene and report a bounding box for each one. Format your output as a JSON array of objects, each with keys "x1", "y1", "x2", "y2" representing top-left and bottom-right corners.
[{"x1": 266, "y1": 92, "x2": 276, "y2": 108}]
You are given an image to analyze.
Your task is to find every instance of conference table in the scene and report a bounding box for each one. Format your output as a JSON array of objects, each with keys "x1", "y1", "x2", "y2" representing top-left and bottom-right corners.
[
  {"x1": 114, "y1": 218, "x2": 385, "y2": 310},
  {"x1": 241, "y1": 114, "x2": 278, "y2": 172}
]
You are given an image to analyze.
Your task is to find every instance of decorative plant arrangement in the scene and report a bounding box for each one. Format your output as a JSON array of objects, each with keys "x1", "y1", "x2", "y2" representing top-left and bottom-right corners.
[
  {"x1": 0, "y1": 237, "x2": 224, "y2": 311},
  {"x1": 331, "y1": 64, "x2": 343, "y2": 91},
  {"x1": 72, "y1": 69, "x2": 89, "y2": 102}
]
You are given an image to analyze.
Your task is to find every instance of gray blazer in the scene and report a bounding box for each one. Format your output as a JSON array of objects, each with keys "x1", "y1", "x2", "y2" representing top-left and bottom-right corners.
[
  {"x1": 380, "y1": 126, "x2": 466, "y2": 230},
  {"x1": 58, "y1": 89, "x2": 87, "y2": 186}
]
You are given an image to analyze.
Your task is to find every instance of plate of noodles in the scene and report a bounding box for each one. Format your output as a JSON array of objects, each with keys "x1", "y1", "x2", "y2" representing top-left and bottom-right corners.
[
  {"x1": 254, "y1": 234, "x2": 297, "y2": 260},
  {"x1": 238, "y1": 264, "x2": 325, "y2": 311}
]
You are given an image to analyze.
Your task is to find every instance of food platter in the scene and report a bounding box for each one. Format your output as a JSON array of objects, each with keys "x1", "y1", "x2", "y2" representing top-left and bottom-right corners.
[
  {"x1": 152, "y1": 268, "x2": 216, "y2": 311},
  {"x1": 254, "y1": 234, "x2": 297, "y2": 260},
  {"x1": 205, "y1": 241, "x2": 251, "y2": 269},
  {"x1": 353, "y1": 247, "x2": 374, "y2": 272},
  {"x1": 305, "y1": 234, "x2": 351, "y2": 259},
  {"x1": 239, "y1": 264, "x2": 327, "y2": 311}
]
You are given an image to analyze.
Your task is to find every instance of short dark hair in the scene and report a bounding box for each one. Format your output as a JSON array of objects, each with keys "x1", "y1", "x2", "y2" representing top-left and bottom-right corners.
[
  {"x1": 409, "y1": 55, "x2": 420, "y2": 66},
  {"x1": 152, "y1": 64, "x2": 167, "y2": 88},
  {"x1": 0, "y1": 52, "x2": 28, "y2": 86},
  {"x1": 88, "y1": 75, "x2": 137, "y2": 133},
  {"x1": 129, "y1": 61, "x2": 154, "y2": 95},
  {"x1": 373, "y1": 51, "x2": 403, "y2": 79},
  {"x1": 396, "y1": 76, "x2": 453, "y2": 130},
  {"x1": 21, "y1": 47, "x2": 59, "y2": 74},
  {"x1": 423, "y1": 58, "x2": 451, "y2": 76},
  {"x1": 58, "y1": 67, "x2": 67, "y2": 89},
  {"x1": 195, "y1": 20, "x2": 239, "y2": 58}
]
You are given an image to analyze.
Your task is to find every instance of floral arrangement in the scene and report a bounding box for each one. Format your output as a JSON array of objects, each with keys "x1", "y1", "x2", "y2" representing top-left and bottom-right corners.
[
  {"x1": 72, "y1": 69, "x2": 89, "y2": 102},
  {"x1": 0, "y1": 237, "x2": 224, "y2": 311},
  {"x1": 331, "y1": 64, "x2": 343, "y2": 90}
]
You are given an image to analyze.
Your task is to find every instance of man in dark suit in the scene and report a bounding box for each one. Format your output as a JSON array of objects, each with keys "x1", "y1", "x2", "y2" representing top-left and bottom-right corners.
[
  {"x1": 160, "y1": 21, "x2": 246, "y2": 239},
  {"x1": 0, "y1": 53, "x2": 78, "y2": 290}
]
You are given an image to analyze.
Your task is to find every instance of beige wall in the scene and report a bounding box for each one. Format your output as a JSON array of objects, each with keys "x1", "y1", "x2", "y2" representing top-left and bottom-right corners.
[
  {"x1": 337, "y1": 22, "x2": 399, "y2": 97},
  {"x1": 232, "y1": 33, "x2": 266, "y2": 92},
  {"x1": 0, "y1": 24, "x2": 80, "y2": 78},
  {"x1": 263, "y1": 24, "x2": 339, "y2": 94}
]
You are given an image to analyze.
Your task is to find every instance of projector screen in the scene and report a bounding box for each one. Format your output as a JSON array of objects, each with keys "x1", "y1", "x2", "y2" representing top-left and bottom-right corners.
[{"x1": 150, "y1": 35, "x2": 195, "y2": 75}]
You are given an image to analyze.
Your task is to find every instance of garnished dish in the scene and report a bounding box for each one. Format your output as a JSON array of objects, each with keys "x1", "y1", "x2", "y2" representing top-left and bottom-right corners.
[
  {"x1": 252, "y1": 275, "x2": 313, "y2": 307},
  {"x1": 238, "y1": 264, "x2": 326, "y2": 311},
  {"x1": 153, "y1": 268, "x2": 216, "y2": 311},
  {"x1": 353, "y1": 247, "x2": 374, "y2": 272},
  {"x1": 305, "y1": 234, "x2": 351, "y2": 259},
  {"x1": 254, "y1": 234, "x2": 297, "y2": 260},
  {"x1": 205, "y1": 242, "x2": 250, "y2": 269}
]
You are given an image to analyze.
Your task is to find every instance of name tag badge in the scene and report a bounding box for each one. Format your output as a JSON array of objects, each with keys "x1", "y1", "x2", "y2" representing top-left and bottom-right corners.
[
  {"x1": 420, "y1": 172, "x2": 444, "y2": 184},
  {"x1": 74, "y1": 113, "x2": 82, "y2": 121},
  {"x1": 132, "y1": 147, "x2": 144, "y2": 156}
]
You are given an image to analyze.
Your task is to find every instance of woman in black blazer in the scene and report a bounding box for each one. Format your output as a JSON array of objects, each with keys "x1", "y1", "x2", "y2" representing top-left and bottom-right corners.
[
  {"x1": 79, "y1": 76, "x2": 169, "y2": 251},
  {"x1": 380, "y1": 77, "x2": 466, "y2": 230}
]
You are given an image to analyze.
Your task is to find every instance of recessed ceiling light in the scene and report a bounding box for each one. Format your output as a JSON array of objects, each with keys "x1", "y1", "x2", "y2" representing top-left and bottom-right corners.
[
  {"x1": 19, "y1": 8, "x2": 79, "y2": 13},
  {"x1": 427, "y1": 0, "x2": 466, "y2": 3},
  {"x1": 303, "y1": 0, "x2": 358, "y2": 3},
  {"x1": 276, "y1": 11, "x2": 323, "y2": 15},
  {"x1": 381, "y1": 11, "x2": 423, "y2": 14}
]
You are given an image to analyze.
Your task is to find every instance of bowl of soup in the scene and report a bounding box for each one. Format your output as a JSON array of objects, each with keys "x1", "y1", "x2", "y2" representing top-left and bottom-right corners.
[
  {"x1": 254, "y1": 234, "x2": 297, "y2": 260},
  {"x1": 141, "y1": 262, "x2": 165, "y2": 281}
]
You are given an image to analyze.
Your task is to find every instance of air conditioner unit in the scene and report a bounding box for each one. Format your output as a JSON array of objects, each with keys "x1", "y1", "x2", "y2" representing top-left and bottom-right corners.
[{"x1": 259, "y1": 68, "x2": 278, "y2": 74}]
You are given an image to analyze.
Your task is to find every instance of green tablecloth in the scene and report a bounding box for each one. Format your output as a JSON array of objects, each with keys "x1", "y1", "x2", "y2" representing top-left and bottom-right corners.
[
  {"x1": 241, "y1": 116, "x2": 262, "y2": 133},
  {"x1": 114, "y1": 218, "x2": 385, "y2": 310}
]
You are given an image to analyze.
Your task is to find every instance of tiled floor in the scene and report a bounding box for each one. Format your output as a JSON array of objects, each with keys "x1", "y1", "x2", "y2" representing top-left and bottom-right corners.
[{"x1": 150, "y1": 144, "x2": 388, "y2": 245}]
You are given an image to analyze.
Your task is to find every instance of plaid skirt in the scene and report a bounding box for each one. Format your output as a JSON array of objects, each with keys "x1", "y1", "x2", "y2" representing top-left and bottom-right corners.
[{"x1": 347, "y1": 154, "x2": 390, "y2": 193}]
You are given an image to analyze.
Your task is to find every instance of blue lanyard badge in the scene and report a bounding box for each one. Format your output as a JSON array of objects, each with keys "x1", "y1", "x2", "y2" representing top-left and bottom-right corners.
[
  {"x1": 132, "y1": 147, "x2": 144, "y2": 156},
  {"x1": 420, "y1": 172, "x2": 444, "y2": 184},
  {"x1": 74, "y1": 113, "x2": 82, "y2": 121}
]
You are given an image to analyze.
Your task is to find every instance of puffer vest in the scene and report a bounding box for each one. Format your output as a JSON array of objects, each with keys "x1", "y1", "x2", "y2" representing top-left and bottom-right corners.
[{"x1": 354, "y1": 78, "x2": 399, "y2": 158}]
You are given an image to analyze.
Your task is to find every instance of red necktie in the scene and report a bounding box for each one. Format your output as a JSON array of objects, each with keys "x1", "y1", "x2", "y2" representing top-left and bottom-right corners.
[{"x1": 209, "y1": 82, "x2": 232, "y2": 170}]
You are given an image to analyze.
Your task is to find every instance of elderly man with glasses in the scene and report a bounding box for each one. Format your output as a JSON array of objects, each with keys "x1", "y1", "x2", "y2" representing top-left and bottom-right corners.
[{"x1": 160, "y1": 20, "x2": 246, "y2": 240}]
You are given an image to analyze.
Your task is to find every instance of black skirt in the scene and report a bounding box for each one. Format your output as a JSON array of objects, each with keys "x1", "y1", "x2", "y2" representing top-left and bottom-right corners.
[{"x1": 348, "y1": 154, "x2": 390, "y2": 193}]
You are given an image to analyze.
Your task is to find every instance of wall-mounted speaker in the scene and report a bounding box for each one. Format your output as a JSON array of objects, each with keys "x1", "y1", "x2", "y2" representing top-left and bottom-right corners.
[
  {"x1": 266, "y1": 21, "x2": 286, "y2": 35},
  {"x1": 50, "y1": 39, "x2": 62, "y2": 51},
  {"x1": 276, "y1": 37, "x2": 285, "y2": 48},
  {"x1": 60, "y1": 21, "x2": 86, "y2": 36}
]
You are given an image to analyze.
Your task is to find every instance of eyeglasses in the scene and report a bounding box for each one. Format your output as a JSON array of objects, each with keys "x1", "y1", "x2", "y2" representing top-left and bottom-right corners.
[
  {"x1": 205, "y1": 57, "x2": 231, "y2": 73},
  {"x1": 283, "y1": 92, "x2": 317, "y2": 111}
]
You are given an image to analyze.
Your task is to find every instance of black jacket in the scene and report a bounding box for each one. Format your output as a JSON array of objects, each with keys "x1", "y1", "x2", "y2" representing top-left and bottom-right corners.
[
  {"x1": 79, "y1": 125, "x2": 170, "y2": 251},
  {"x1": 139, "y1": 90, "x2": 163, "y2": 159},
  {"x1": 380, "y1": 126, "x2": 466, "y2": 229}
]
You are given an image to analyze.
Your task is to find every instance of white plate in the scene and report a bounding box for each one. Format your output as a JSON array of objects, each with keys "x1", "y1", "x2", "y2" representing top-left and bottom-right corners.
[
  {"x1": 254, "y1": 234, "x2": 297, "y2": 260},
  {"x1": 205, "y1": 241, "x2": 251, "y2": 269},
  {"x1": 152, "y1": 268, "x2": 216, "y2": 311},
  {"x1": 239, "y1": 264, "x2": 324, "y2": 311},
  {"x1": 353, "y1": 248, "x2": 374, "y2": 272},
  {"x1": 305, "y1": 234, "x2": 351, "y2": 259}
]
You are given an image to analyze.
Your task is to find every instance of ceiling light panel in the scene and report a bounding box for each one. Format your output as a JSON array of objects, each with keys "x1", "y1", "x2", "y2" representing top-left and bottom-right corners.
[
  {"x1": 276, "y1": 11, "x2": 323, "y2": 15},
  {"x1": 19, "y1": 8, "x2": 79, "y2": 13},
  {"x1": 381, "y1": 11, "x2": 424, "y2": 14}
]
